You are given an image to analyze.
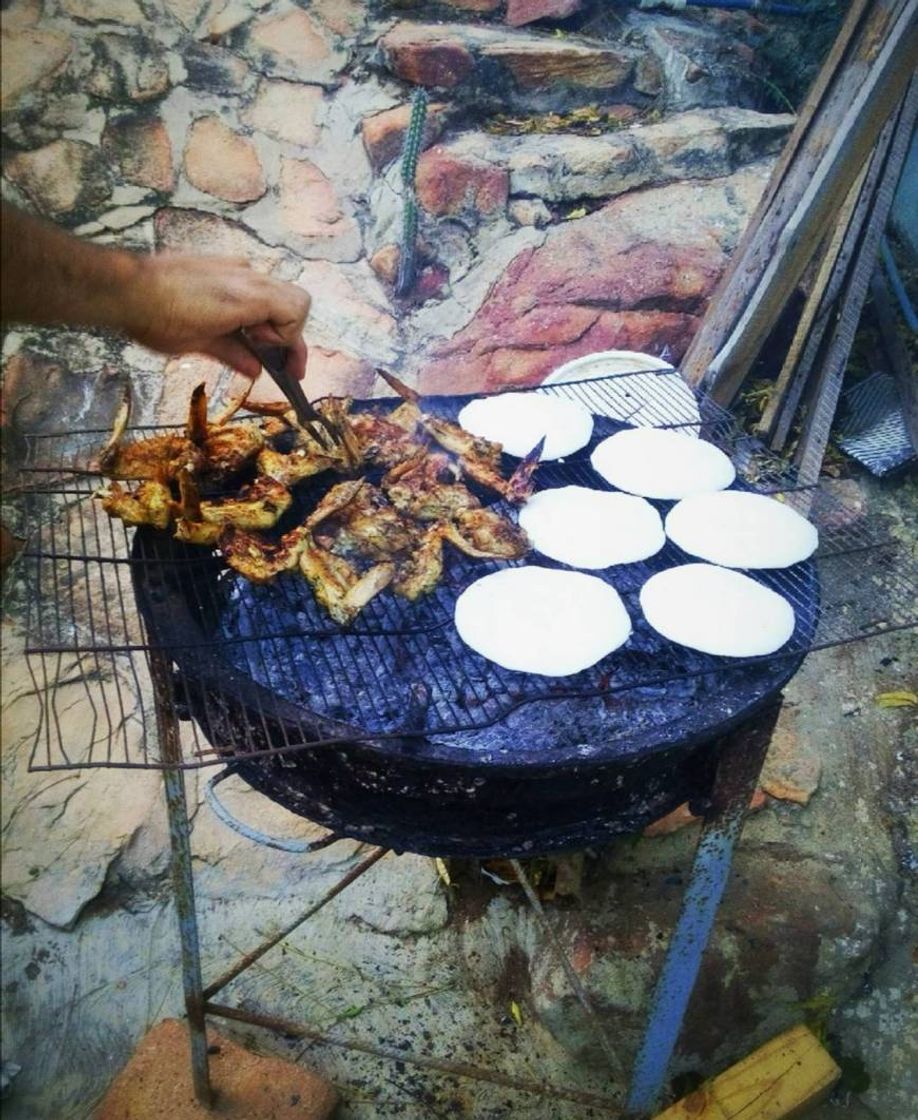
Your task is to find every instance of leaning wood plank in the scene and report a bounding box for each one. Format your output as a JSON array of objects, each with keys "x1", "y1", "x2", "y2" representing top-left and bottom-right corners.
[
  {"x1": 755, "y1": 163, "x2": 868, "y2": 441},
  {"x1": 679, "y1": 0, "x2": 904, "y2": 387},
  {"x1": 703, "y1": 0, "x2": 917, "y2": 407},
  {"x1": 767, "y1": 113, "x2": 898, "y2": 450},
  {"x1": 795, "y1": 78, "x2": 918, "y2": 488},
  {"x1": 651, "y1": 1024, "x2": 840, "y2": 1120},
  {"x1": 871, "y1": 266, "x2": 918, "y2": 453}
]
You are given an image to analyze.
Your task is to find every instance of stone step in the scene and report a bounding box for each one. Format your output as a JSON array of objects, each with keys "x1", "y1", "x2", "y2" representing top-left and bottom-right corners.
[
  {"x1": 415, "y1": 107, "x2": 794, "y2": 213},
  {"x1": 377, "y1": 20, "x2": 661, "y2": 113}
]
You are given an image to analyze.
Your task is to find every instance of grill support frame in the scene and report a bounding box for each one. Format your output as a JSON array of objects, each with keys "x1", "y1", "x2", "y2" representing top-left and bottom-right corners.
[{"x1": 156, "y1": 664, "x2": 782, "y2": 1116}]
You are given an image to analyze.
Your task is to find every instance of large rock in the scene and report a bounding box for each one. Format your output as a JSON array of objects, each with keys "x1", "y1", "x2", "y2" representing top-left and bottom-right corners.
[
  {"x1": 276, "y1": 156, "x2": 362, "y2": 261},
  {"x1": 102, "y1": 113, "x2": 175, "y2": 193},
  {"x1": 422, "y1": 108, "x2": 792, "y2": 205},
  {"x1": 183, "y1": 115, "x2": 266, "y2": 203},
  {"x1": 243, "y1": 78, "x2": 324, "y2": 148},
  {"x1": 246, "y1": 8, "x2": 347, "y2": 86},
  {"x1": 153, "y1": 207, "x2": 289, "y2": 273},
  {"x1": 379, "y1": 21, "x2": 659, "y2": 113},
  {"x1": 0, "y1": 26, "x2": 71, "y2": 111},
  {"x1": 360, "y1": 100, "x2": 450, "y2": 171},
  {"x1": 59, "y1": 0, "x2": 145, "y2": 22},
  {"x1": 416, "y1": 145, "x2": 509, "y2": 218},
  {"x1": 627, "y1": 11, "x2": 763, "y2": 111},
  {"x1": 415, "y1": 163, "x2": 770, "y2": 393},
  {"x1": 86, "y1": 32, "x2": 170, "y2": 103},
  {"x1": 506, "y1": 0, "x2": 583, "y2": 28},
  {"x1": 4, "y1": 139, "x2": 112, "y2": 219}
]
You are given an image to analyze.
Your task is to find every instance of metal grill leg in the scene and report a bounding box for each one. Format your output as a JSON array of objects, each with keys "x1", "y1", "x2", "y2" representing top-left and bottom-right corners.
[
  {"x1": 152, "y1": 652, "x2": 212, "y2": 1107},
  {"x1": 624, "y1": 700, "x2": 781, "y2": 1117}
]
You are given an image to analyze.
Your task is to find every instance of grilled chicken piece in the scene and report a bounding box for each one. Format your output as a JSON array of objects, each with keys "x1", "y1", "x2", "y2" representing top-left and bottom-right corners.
[
  {"x1": 174, "y1": 474, "x2": 293, "y2": 546},
  {"x1": 442, "y1": 508, "x2": 530, "y2": 560},
  {"x1": 187, "y1": 384, "x2": 264, "y2": 480},
  {"x1": 393, "y1": 522, "x2": 445, "y2": 601},
  {"x1": 460, "y1": 435, "x2": 545, "y2": 505},
  {"x1": 98, "y1": 480, "x2": 177, "y2": 529},
  {"x1": 310, "y1": 481, "x2": 417, "y2": 561},
  {"x1": 374, "y1": 367, "x2": 540, "y2": 502},
  {"x1": 300, "y1": 540, "x2": 395, "y2": 626},
  {"x1": 99, "y1": 390, "x2": 204, "y2": 480},
  {"x1": 257, "y1": 443, "x2": 341, "y2": 486},
  {"x1": 220, "y1": 524, "x2": 311, "y2": 584},
  {"x1": 382, "y1": 453, "x2": 480, "y2": 521},
  {"x1": 348, "y1": 407, "x2": 426, "y2": 468}
]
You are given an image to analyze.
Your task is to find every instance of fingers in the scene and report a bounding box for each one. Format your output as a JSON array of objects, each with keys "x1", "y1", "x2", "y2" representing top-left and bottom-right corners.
[
  {"x1": 201, "y1": 336, "x2": 263, "y2": 380},
  {"x1": 284, "y1": 335, "x2": 308, "y2": 381}
]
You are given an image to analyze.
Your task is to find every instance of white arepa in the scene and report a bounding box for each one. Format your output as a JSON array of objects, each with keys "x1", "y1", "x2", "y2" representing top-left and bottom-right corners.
[
  {"x1": 454, "y1": 567, "x2": 632, "y2": 676},
  {"x1": 519, "y1": 486, "x2": 664, "y2": 569},
  {"x1": 591, "y1": 427, "x2": 735, "y2": 499},
  {"x1": 639, "y1": 563, "x2": 795, "y2": 657},
  {"x1": 666, "y1": 490, "x2": 819, "y2": 569},
  {"x1": 458, "y1": 393, "x2": 593, "y2": 460}
]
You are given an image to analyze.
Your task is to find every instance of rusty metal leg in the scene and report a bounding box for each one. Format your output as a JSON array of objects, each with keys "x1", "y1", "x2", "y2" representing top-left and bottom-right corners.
[
  {"x1": 624, "y1": 700, "x2": 782, "y2": 1118},
  {"x1": 152, "y1": 651, "x2": 212, "y2": 1107}
]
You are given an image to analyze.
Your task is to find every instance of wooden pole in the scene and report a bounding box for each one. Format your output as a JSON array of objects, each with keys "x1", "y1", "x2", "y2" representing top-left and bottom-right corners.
[
  {"x1": 702, "y1": 0, "x2": 917, "y2": 407},
  {"x1": 680, "y1": 0, "x2": 914, "y2": 398}
]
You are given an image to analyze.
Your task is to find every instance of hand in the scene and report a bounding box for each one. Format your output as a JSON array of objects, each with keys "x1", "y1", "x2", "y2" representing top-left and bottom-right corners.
[{"x1": 122, "y1": 254, "x2": 311, "y2": 380}]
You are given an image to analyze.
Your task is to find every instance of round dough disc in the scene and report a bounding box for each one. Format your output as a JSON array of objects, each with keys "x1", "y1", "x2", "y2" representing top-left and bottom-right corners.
[
  {"x1": 519, "y1": 486, "x2": 665, "y2": 568},
  {"x1": 455, "y1": 567, "x2": 632, "y2": 676},
  {"x1": 639, "y1": 563, "x2": 795, "y2": 657},
  {"x1": 591, "y1": 428, "x2": 735, "y2": 499},
  {"x1": 458, "y1": 393, "x2": 594, "y2": 460},
  {"x1": 666, "y1": 490, "x2": 819, "y2": 569}
]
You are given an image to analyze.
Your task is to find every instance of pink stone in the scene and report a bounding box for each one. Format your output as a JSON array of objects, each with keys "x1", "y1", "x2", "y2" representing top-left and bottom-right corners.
[
  {"x1": 154, "y1": 208, "x2": 286, "y2": 273},
  {"x1": 243, "y1": 80, "x2": 323, "y2": 149},
  {"x1": 0, "y1": 27, "x2": 71, "y2": 110},
  {"x1": 103, "y1": 115, "x2": 175, "y2": 193},
  {"x1": 443, "y1": 0, "x2": 501, "y2": 10},
  {"x1": 251, "y1": 10, "x2": 333, "y2": 72},
  {"x1": 247, "y1": 348, "x2": 375, "y2": 402},
  {"x1": 369, "y1": 245, "x2": 401, "y2": 286},
  {"x1": 416, "y1": 146, "x2": 508, "y2": 216},
  {"x1": 483, "y1": 40, "x2": 634, "y2": 92},
  {"x1": 278, "y1": 157, "x2": 349, "y2": 238},
  {"x1": 158, "y1": 355, "x2": 227, "y2": 425},
  {"x1": 383, "y1": 34, "x2": 474, "y2": 90},
  {"x1": 506, "y1": 0, "x2": 582, "y2": 28},
  {"x1": 184, "y1": 116, "x2": 266, "y2": 204},
  {"x1": 4, "y1": 139, "x2": 110, "y2": 217},
  {"x1": 309, "y1": 0, "x2": 366, "y2": 38},
  {"x1": 361, "y1": 102, "x2": 449, "y2": 171},
  {"x1": 59, "y1": 0, "x2": 145, "y2": 23}
]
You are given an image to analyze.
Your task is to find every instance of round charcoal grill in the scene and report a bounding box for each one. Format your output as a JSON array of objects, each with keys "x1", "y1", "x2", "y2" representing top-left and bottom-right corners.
[{"x1": 133, "y1": 393, "x2": 818, "y2": 857}]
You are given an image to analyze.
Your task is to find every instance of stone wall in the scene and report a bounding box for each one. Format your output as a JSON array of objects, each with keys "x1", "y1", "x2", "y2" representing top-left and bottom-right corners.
[{"x1": 2, "y1": 0, "x2": 794, "y2": 421}]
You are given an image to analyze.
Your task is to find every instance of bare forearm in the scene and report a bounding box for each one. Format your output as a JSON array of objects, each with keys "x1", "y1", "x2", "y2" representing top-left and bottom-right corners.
[
  {"x1": 0, "y1": 203, "x2": 311, "y2": 379},
  {"x1": 1, "y1": 204, "x2": 139, "y2": 331}
]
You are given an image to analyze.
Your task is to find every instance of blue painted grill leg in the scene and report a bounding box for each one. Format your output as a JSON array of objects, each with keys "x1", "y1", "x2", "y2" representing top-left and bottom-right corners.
[{"x1": 624, "y1": 701, "x2": 781, "y2": 1117}]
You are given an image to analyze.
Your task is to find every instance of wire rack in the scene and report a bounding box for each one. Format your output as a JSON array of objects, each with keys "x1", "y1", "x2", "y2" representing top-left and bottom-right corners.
[{"x1": 12, "y1": 372, "x2": 916, "y2": 772}]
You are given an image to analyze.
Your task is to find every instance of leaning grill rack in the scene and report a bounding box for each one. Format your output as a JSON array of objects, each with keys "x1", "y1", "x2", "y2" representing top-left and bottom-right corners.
[{"x1": 12, "y1": 373, "x2": 917, "y2": 773}]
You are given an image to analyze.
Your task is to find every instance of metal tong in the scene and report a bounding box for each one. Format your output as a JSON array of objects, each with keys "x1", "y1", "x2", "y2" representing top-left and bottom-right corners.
[{"x1": 233, "y1": 329, "x2": 342, "y2": 452}]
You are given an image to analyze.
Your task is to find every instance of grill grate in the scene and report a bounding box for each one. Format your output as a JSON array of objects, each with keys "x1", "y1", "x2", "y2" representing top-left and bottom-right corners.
[{"x1": 14, "y1": 372, "x2": 916, "y2": 772}]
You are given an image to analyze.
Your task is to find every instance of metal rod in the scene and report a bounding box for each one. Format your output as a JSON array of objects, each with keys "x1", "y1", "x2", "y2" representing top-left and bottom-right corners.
[
  {"x1": 510, "y1": 858, "x2": 623, "y2": 1076},
  {"x1": 150, "y1": 648, "x2": 212, "y2": 1107},
  {"x1": 204, "y1": 1002, "x2": 624, "y2": 1113},
  {"x1": 624, "y1": 701, "x2": 781, "y2": 1117},
  {"x1": 203, "y1": 846, "x2": 388, "y2": 1000}
]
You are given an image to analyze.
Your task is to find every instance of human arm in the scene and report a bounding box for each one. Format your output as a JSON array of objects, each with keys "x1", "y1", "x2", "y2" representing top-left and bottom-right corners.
[{"x1": 0, "y1": 203, "x2": 310, "y2": 379}]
